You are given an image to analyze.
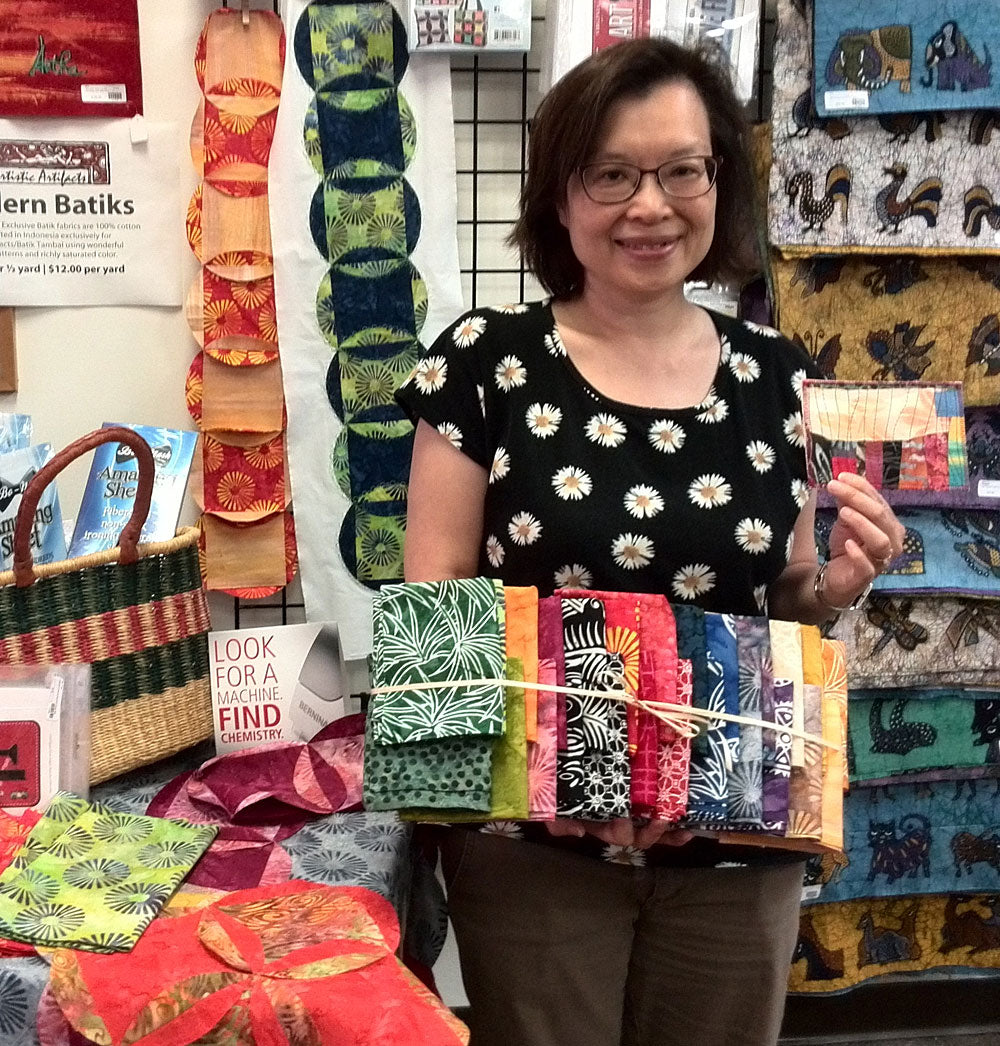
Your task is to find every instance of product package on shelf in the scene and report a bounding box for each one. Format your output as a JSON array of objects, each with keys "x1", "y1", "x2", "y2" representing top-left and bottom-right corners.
[{"x1": 408, "y1": 0, "x2": 531, "y2": 52}]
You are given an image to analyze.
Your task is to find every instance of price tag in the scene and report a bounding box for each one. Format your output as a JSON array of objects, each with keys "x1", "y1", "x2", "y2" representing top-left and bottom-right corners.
[
  {"x1": 801, "y1": 884, "x2": 823, "y2": 901},
  {"x1": 978, "y1": 479, "x2": 1000, "y2": 498},
  {"x1": 824, "y1": 89, "x2": 869, "y2": 111},
  {"x1": 81, "y1": 84, "x2": 127, "y2": 104}
]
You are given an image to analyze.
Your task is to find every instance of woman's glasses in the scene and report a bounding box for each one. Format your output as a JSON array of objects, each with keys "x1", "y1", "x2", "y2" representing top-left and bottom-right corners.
[{"x1": 578, "y1": 155, "x2": 721, "y2": 203}]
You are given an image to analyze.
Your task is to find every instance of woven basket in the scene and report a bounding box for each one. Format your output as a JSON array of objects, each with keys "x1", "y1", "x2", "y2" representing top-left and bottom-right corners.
[{"x1": 0, "y1": 427, "x2": 213, "y2": 784}]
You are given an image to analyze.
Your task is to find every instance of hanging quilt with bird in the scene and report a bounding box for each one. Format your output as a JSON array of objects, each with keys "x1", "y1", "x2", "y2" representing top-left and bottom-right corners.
[
  {"x1": 770, "y1": 0, "x2": 1000, "y2": 254},
  {"x1": 772, "y1": 253, "x2": 1000, "y2": 408},
  {"x1": 813, "y1": 0, "x2": 1000, "y2": 118}
]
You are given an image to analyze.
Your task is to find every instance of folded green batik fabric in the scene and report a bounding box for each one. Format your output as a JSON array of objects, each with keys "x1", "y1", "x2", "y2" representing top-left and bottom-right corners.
[
  {"x1": 370, "y1": 577, "x2": 507, "y2": 745},
  {"x1": 0, "y1": 792, "x2": 216, "y2": 953}
]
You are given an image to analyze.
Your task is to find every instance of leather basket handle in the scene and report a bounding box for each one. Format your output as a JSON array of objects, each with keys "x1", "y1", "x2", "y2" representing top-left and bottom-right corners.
[{"x1": 13, "y1": 427, "x2": 155, "y2": 588}]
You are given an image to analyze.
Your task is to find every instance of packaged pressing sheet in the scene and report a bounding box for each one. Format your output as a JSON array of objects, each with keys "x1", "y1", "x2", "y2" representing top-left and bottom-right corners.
[{"x1": 0, "y1": 443, "x2": 66, "y2": 570}]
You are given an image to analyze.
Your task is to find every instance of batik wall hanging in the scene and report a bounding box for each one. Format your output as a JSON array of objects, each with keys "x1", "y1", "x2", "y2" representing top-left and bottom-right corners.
[
  {"x1": 802, "y1": 380, "x2": 968, "y2": 492},
  {"x1": 773, "y1": 254, "x2": 1000, "y2": 409},
  {"x1": 187, "y1": 8, "x2": 298, "y2": 598},
  {"x1": 798, "y1": 780, "x2": 1000, "y2": 905},
  {"x1": 817, "y1": 507, "x2": 1000, "y2": 596},
  {"x1": 269, "y1": 0, "x2": 462, "y2": 660},
  {"x1": 813, "y1": 1, "x2": 1000, "y2": 118},
  {"x1": 828, "y1": 594, "x2": 1000, "y2": 688},
  {"x1": 848, "y1": 691, "x2": 1000, "y2": 782},
  {"x1": 0, "y1": 0, "x2": 142, "y2": 118},
  {"x1": 770, "y1": 0, "x2": 1000, "y2": 255},
  {"x1": 789, "y1": 893, "x2": 1000, "y2": 993}
]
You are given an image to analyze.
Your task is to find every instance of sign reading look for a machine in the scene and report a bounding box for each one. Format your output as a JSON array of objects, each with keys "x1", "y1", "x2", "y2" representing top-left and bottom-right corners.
[{"x1": 0, "y1": 118, "x2": 181, "y2": 306}]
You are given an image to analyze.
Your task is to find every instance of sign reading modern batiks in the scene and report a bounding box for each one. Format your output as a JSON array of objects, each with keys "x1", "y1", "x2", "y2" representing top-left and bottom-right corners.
[{"x1": 0, "y1": 119, "x2": 180, "y2": 306}]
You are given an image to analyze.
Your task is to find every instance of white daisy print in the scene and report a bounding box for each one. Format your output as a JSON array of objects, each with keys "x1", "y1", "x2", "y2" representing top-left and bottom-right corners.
[
  {"x1": 672, "y1": 563, "x2": 717, "y2": 601},
  {"x1": 485, "y1": 535, "x2": 504, "y2": 568},
  {"x1": 585, "y1": 413, "x2": 627, "y2": 448},
  {"x1": 612, "y1": 533, "x2": 654, "y2": 570},
  {"x1": 495, "y1": 354, "x2": 527, "y2": 391},
  {"x1": 719, "y1": 333, "x2": 732, "y2": 363},
  {"x1": 746, "y1": 440, "x2": 775, "y2": 472},
  {"x1": 729, "y1": 352, "x2": 761, "y2": 383},
  {"x1": 687, "y1": 473, "x2": 732, "y2": 509},
  {"x1": 554, "y1": 563, "x2": 593, "y2": 589},
  {"x1": 488, "y1": 303, "x2": 528, "y2": 314},
  {"x1": 648, "y1": 419, "x2": 686, "y2": 453},
  {"x1": 602, "y1": 844, "x2": 646, "y2": 866},
  {"x1": 452, "y1": 315, "x2": 486, "y2": 347},
  {"x1": 735, "y1": 517, "x2": 773, "y2": 554},
  {"x1": 477, "y1": 384, "x2": 485, "y2": 417},
  {"x1": 744, "y1": 320, "x2": 781, "y2": 338},
  {"x1": 552, "y1": 465, "x2": 592, "y2": 500},
  {"x1": 413, "y1": 355, "x2": 447, "y2": 394},
  {"x1": 791, "y1": 478, "x2": 809, "y2": 508},
  {"x1": 509, "y1": 511, "x2": 542, "y2": 546},
  {"x1": 696, "y1": 389, "x2": 729, "y2": 424},
  {"x1": 783, "y1": 411, "x2": 806, "y2": 447},
  {"x1": 785, "y1": 532, "x2": 795, "y2": 562},
  {"x1": 624, "y1": 484, "x2": 664, "y2": 519},
  {"x1": 526, "y1": 402, "x2": 562, "y2": 438},
  {"x1": 753, "y1": 584, "x2": 768, "y2": 612},
  {"x1": 791, "y1": 368, "x2": 806, "y2": 399},
  {"x1": 544, "y1": 329, "x2": 566, "y2": 356},
  {"x1": 481, "y1": 820, "x2": 523, "y2": 837},
  {"x1": 490, "y1": 446, "x2": 510, "y2": 483},
  {"x1": 436, "y1": 422, "x2": 462, "y2": 450}
]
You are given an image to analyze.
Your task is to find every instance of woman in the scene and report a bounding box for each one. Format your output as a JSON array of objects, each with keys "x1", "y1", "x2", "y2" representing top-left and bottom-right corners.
[{"x1": 396, "y1": 37, "x2": 904, "y2": 1046}]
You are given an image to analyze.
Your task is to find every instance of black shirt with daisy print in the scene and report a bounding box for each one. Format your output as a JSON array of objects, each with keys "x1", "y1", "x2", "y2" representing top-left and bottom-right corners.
[{"x1": 397, "y1": 299, "x2": 822, "y2": 617}]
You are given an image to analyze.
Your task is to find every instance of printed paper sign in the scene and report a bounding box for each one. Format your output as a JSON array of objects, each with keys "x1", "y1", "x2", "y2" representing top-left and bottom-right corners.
[{"x1": 0, "y1": 118, "x2": 181, "y2": 306}]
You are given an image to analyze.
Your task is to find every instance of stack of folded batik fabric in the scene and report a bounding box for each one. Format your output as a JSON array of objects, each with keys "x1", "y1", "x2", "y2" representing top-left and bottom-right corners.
[{"x1": 362, "y1": 578, "x2": 848, "y2": 853}]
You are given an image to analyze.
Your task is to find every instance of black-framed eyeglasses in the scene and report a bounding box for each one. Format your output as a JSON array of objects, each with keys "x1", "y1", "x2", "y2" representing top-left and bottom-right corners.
[{"x1": 578, "y1": 155, "x2": 721, "y2": 203}]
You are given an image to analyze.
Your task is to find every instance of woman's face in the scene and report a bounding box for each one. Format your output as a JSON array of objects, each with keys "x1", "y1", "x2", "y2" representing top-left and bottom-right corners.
[{"x1": 558, "y1": 79, "x2": 717, "y2": 304}]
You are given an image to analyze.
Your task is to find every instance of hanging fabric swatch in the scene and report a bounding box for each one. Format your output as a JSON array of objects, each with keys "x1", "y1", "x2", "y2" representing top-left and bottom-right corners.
[
  {"x1": 270, "y1": 0, "x2": 462, "y2": 660},
  {"x1": 813, "y1": 1, "x2": 1000, "y2": 118},
  {"x1": 769, "y1": 0, "x2": 1000, "y2": 255},
  {"x1": 0, "y1": 0, "x2": 142, "y2": 118},
  {"x1": 828, "y1": 594, "x2": 1000, "y2": 688},
  {"x1": 790, "y1": 894, "x2": 1000, "y2": 994},
  {"x1": 773, "y1": 254, "x2": 1000, "y2": 409},
  {"x1": 187, "y1": 8, "x2": 296, "y2": 598},
  {"x1": 802, "y1": 380, "x2": 968, "y2": 492},
  {"x1": 816, "y1": 507, "x2": 1000, "y2": 597}
]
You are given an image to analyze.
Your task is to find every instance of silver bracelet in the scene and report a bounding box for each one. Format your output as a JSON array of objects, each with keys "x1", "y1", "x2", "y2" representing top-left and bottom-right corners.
[{"x1": 813, "y1": 560, "x2": 872, "y2": 613}]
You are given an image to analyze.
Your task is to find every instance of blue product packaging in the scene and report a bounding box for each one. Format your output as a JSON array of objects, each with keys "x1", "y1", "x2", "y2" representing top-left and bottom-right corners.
[
  {"x1": 0, "y1": 444, "x2": 67, "y2": 570},
  {"x1": 68, "y1": 424, "x2": 198, "y2": 557},
  {"x1": 0, "y1": 414, "x2": 32, "y2": 455}
]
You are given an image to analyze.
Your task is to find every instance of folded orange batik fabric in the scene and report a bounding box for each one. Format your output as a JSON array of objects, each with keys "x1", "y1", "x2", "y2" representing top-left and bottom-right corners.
[{"x1": 47, "y1": 881, "x2": 469, "y2": 1045}]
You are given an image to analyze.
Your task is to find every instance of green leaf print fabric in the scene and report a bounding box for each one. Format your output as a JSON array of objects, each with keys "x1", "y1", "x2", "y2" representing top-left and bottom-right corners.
[
  {"x1": 370, "y1": 577, "x2": 507, "y2": 745},
  {"x1": 0, "y1": 792, "x2": 217, "y2": 952}
]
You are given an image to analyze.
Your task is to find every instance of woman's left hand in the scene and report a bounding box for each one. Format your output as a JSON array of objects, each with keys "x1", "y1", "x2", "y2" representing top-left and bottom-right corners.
[{"x1": 822, "y1": 472, "x2": 905, "y2": 607}]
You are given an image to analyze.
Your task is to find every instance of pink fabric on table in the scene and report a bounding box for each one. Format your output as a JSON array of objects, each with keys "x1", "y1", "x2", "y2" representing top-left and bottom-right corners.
[
  {"x1": 655, "y1": 657, "x2": 692, "y2": 823},
  {"x1": 924, "y1": 431, "x2": 948, "y2": 490},
  {"x1": 526, "y1": 658, "x2": 558, "y2": 820},
  {"x1": 537, "y1": 596, "x2": 567, "y2": 750}
]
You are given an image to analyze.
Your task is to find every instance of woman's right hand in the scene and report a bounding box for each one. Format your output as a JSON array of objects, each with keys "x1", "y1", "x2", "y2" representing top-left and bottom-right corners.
[{"x1": 545, "y1": 817, "x2": 636, "y2": 846}]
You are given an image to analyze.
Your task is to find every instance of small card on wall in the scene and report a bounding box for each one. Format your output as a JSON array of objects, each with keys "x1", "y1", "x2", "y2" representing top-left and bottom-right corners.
[
  {"x1": 409, "y1": 0, "x2": 531, "y2": 51},
  {"x1": 210, "y1": 622, "x2": 350, "y2": 754}
]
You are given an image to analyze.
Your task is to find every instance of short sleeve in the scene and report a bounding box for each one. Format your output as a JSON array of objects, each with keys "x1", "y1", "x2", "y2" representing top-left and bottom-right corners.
[{"x1": 396, "y1": 311, "x2": 492, "y2": 469}]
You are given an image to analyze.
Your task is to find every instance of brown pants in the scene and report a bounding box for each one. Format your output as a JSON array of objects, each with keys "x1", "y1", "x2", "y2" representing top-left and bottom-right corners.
[{"x1": 440, "y1": 830, "x2": 805, "y2": 1046}]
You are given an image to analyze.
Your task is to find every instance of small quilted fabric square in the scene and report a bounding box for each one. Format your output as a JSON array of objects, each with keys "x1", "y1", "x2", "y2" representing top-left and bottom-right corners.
[
  {"x1": 0, "y1": 792, "x2": 216, "y2": 952},
  {"x1": 369, "y1": 577, "x2": 507, "y2": 745},
  {"x1": 802, "y1": 380, "x2": 968, "y2": 493}
]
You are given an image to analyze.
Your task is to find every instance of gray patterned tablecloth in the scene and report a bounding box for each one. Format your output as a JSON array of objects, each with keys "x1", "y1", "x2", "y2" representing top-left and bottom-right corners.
[{"x1": 0, "y1": 743, "x2": 447, "y2": 1045}]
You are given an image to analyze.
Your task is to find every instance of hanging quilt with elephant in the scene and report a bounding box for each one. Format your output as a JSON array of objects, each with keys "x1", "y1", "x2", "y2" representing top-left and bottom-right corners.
[
  {"x1": 788, "y1": 892, "x2": 1000, "y2": 993},
  {"x1": 770, "y1": 0, "x2": 1000, "y2": 254},
  {"x1": 813, "y1": 1, "x2": 1000, "y2": 118}
]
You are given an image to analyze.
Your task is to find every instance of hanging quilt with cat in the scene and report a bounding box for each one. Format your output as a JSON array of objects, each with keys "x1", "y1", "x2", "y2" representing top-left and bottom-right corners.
[
  {"x1": 770, "y1": 0, "x2": 1000, "y2": 254},
  {"x1": 801, "y1": 780, "x2": 1000, "y2": 904},
  {"x1": 772, "y1": 254, "x2": 1000, "y2": 409},
  {"x1": 789, "y1": 892, "x2": 1000, "y2": 993},
  {"x1": 813, "y1": 0, "x2": 1000, "y2": 118}
]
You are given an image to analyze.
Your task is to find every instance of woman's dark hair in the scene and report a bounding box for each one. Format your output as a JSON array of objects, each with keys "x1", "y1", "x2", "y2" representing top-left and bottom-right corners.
[{"x1": 510, "y1": 37, "x2": 759, "y2": 299}]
